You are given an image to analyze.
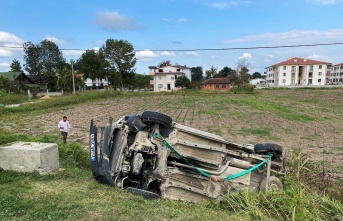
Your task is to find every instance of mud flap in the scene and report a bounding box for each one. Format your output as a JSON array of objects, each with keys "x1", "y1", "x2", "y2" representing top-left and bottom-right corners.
[{"x1": 90, "y1": 119, "x2": 114, "y2": 186}]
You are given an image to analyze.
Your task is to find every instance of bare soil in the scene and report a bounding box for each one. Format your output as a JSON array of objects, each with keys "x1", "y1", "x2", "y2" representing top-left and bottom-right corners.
[{"x1": 5, "y1": 89, "x2": 343, "y2": 178}]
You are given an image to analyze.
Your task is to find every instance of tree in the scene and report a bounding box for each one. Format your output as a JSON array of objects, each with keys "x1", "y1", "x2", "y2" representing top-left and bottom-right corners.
[
  {"x1": 23, "y1": 40, "x2": 65, "y2": 77},
  {"x1": 191, "y1": 66, "x2": 204, "y2": 82},
  {"x1": 228, "y1": 59, "x2": 252, "y2": 91},
  {"x1": 57, "y1": 67, "x2": 85, "y2": 92},
  {"x1": 158, "y1": 60, "x2": 171, "y2": 67},
  {"x1": 23, "y1": 40, "x2": 66, "y2": 90},
  {"x1": 205, "y1": 66, "x2": 218, "y2": 79},
  {"x1": 175, "y1": 75, "x2": 191, "y2": 89},
  {"x1": 102, "y1": 39, "x2": 137, "y2": 90},
  {"x1": 75, "y1": 49, "x2": 110, "y2": 87},
  {"x1": 251, "y1": 72, "x2": 262, "y2": 79},
  {"x1": 9, "y1": 59, "x2": 22, "y2": 72},
  {"x1": 218, "y1": 66, "x2": 234, "y2": 78}
]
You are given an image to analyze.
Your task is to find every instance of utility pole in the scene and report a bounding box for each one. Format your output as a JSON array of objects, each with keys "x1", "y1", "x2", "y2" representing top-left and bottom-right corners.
[{"x1": 71, "y1": 59, "x2": 76, "y2": 94}]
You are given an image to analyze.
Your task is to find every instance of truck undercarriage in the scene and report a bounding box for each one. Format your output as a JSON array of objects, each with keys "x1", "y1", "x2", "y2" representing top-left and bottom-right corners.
[{"x1": 90, "y1": 111, "x2": 284, "y2": 202}]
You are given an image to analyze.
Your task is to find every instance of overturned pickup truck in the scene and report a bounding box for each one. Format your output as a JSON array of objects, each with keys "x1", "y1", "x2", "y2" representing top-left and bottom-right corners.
[{"x1": 90, "y1": 111, "x2": 284, "y2": 202}]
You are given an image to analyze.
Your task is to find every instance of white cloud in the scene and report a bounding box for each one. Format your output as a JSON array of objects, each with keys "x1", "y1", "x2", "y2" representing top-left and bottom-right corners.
[
  {"x1": 43, "y1": 35, "x2": 65, "y2": 45},
  {"x1": 307, "y1": 0, "x2": 343, "y2": 5},
  {"x1": 136, "y1": 50, "x2": 159, "y2": 61},
  {"x1": 63, "y1": 50, "x2": 84, "y2": 56},
  {"x1": 185, "y1": 51, "x2": 200, "y2": 57},
  {"x1": 160, "y1": 51, "x2": 176, "y2": 56},
  {"x1": 267, "y1": 55, "x2": 274, "y2": 58},
  {"x1": 93, "y1": 11, "x2": 137, "y2": 30},
  {"x1": 0, "y1": 31, "x2": 24, "y2": 44},
  {"x1": 224, "y1": 29, "x2": 343, "y2": 44},
  {"x1": 239, "y1": 52, "x2": 252, "y2": 59},
  {"x1": 0, "y1": 62, "x2": 10, "y2": 67},
  {"x1": 178, "y1": 18, "x2": 189, "y2": 23},
  {"x1": 206, "y1": 1, "x2": 247, "y2": 9},
  {"x1": 264, "y1": 59, "x2": 271, "y2": 62},
  {"x1": 307, "y1": 54, "x2": 329, "y2": 59}
]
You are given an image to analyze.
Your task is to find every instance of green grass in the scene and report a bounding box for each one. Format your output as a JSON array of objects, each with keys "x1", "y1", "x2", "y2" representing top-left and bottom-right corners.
[
  {"x1": 1, "y1": 89, "x2": 343, "y2": 220},
  {"x1": 229, "y1": 98, "x2": 315, "y2": 122},
  {"x1": 0, "y1": 92, "x2": 28, "y2": 105}
]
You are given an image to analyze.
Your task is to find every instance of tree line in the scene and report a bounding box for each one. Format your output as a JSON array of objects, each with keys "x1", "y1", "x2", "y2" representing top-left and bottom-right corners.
[
  {"x1": 4, "y1": 38, "x2": 262, "y2": 93},
  {"x1": 6, "y1": 39, "x2": 150, "y2": 92}
]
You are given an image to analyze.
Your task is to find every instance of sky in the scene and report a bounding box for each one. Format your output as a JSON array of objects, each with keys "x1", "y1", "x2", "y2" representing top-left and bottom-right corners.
[{"x1": 1, "y1": 0, "x2": 343, "y2": 75}]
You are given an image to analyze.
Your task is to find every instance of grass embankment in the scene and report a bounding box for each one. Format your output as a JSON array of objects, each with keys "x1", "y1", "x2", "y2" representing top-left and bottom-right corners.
[{"x1": 1, "y1": 90, "x2": 343, "y2": 220}]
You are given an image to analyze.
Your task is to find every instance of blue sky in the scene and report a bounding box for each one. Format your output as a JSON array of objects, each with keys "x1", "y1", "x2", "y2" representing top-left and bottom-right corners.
[{"x1": 1, "y1": 0, "x2": 343, "y2": 75}]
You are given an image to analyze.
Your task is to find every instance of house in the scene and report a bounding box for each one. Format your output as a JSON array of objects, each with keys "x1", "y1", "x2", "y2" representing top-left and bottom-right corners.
[
  {"x1": 149, "y1": 64, "x2": 191, "y2": 92},
  {"x1": 250, "y1": 78, "x2": 266, "y2": 86},
  {"x1": 201, "y1": 78, "x2": 230, "y2": 91},
  {"x1": 330, "y1": 62, "x2": 343, "y2": 84},
  {"x1": 265, "y1": 57, "x2": 331, "y2": 86},
  {"x1": 0, "y1": 71, "x2": 38, "y2": 89},
  {"x1": 78, "y1": 73, "x2": 109, "y2": 89}
]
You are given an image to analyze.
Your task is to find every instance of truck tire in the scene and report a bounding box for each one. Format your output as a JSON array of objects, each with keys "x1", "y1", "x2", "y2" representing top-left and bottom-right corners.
[
  {"x1": 141, "y1": 111, "x2": 173, "y2": 129},
  {"x1": 260, "y1": 176, "x2": 283, "y2": 192},
  {"x1": 254, "y1": 143, "x2": 283, "y2": 156}
]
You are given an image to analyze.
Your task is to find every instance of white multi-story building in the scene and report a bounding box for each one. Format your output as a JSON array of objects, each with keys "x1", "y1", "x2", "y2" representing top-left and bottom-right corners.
[
  {"x1": 149, "y1": 64, "x2": 191, "y2": 92},
  {"x1": 265, "y1": 57, "x2": 331, "y2": 86},
  {"x1": 330, "y1": 62, "x2": 343, "y2": 84}
]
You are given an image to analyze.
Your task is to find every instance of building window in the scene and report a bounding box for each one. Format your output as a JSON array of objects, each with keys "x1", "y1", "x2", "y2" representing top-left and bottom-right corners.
[
  {"x1": 318, "y1": 72, "x2": 322, "y2": 76},
  {"x1": 159, "y1": 69, "x2": 163, "y2": 72},
  {"x1": 171, "y1": 77, "x2": 174, "y2": 80},
  {"x1": 222, "y1": 84, "x2": 226, "y2": 88},
  {"x1": 291, "y1": 66, "x2": 296, "y2": 72},
  {"x1": 176, "y1": 68, "x2": 181, "y2": 71},
  {"x1": 291, "y1": 73, "x2": 295, "y2": 78},
  {"x1": 319, "y1": 65, "x2": 322, "y2": 69},
  {"x1": 158, "y1": 76, "x2": 162, "y2": 80},
  {"x1": 283, "y1": 66, "x2": 286, "y2": 70},
  {"x1": 283, "y1": 73, "x2": 286, "y2": 77},
  {"x1": 310, "y1": 65, "x2": 313, "y2": 71},
  {"x1": 309, "y1": 72, "x2": 313, "y2": 78},
  {"x1": 175, "y1": 75, "x2": 177, "y2": 79},
  {"x1": 215, "y1": 85, "x2": 219, "y2": 88},
  {"x1": 318, "y1": 79, "x2": 321, "y2": 83},
  {"x1": 158, "y1": 84, "x2": 163, "y2": 88},
  {"x1": 282, "y1": 79, "x2": 286, "y2": 83},
  {"x1": 291, "y1": 79, "x2": 295, "y2": 84}
]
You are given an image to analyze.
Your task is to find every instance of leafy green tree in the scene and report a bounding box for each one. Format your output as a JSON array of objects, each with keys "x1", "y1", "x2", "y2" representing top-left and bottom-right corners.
[
  {"x1": 0, "y1": 76, "x2": 13, "y2": 92},
  {"x1": 102, "y1": 39, "x2": 137, "y2": 90},
  {"x1": 9, "y1": 59, "x2": 22, "y2": 72},
  {"x1": 251, "y1": 72, "x2": 262, "y2": 79},
  {"x1": 57, "y1": 67, "x2": 85, "y2": 92},
  {"x1": 218, "y1": 66, "x2": 234, "y2": 78},
  {"x1": 175, "y1": 75, "x2": 190, "y2": 89},
  {"x1": 75, "y1": 49, "x2": 109, "y2": 86},
  {"x1": 205, "y1": 66, "x2": 218, "y2": 79},
  {"x1": 23, "y1": 40, "x2": 66, "y2": 90},
  {"x1": 191, "y1": 66, "x2": 203, "y2": 82}
]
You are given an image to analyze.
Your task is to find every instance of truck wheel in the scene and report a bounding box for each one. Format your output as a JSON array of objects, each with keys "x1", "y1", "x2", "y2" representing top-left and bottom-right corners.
[
  {"x1": 260, "y1": 176, "x2": 283, "y2": 192},
  {"x1": 141, "y1": 111, "x2": 173, "y2": 129},
  {"x1": 254, "y1": 143, "x2": 283, "y2": 156}
]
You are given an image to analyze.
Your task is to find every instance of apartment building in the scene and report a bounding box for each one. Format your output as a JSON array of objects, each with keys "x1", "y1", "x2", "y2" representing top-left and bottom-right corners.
[
  {"x1": 149, "y1": 64, "x2": 191, "y2": 92},
  {"x1": 330, "y1": 62, "x2": 343, "y2": 84},
  {"x1": 265, "y1": 57, "x2": 331, "y2": 86}
]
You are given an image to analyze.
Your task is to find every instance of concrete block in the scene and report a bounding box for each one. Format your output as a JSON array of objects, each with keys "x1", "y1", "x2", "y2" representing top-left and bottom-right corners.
[{"x1": 0, "y1": 142, "x2": 59, "y2": 174}]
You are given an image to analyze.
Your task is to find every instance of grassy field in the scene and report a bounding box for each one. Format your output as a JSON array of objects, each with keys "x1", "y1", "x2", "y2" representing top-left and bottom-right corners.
[{"x1": 0, "y1": 89, "x2": 343, "y2": 220}]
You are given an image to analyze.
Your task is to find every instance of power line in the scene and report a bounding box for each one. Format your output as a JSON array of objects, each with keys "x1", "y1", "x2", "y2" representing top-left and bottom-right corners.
[{"x1": 0, "y1": 42, "x2": 343, "y2": 52}]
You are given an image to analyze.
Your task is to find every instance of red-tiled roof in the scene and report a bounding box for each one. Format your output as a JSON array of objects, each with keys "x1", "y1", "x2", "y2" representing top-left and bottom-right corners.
[
  {"x1": 267, "y1": 57, "x2": 331, "y2": 68},
  {"x1": 333, "y1": 62, "x2": 343, "y2": 66},
  {"x1": 201, "y1": 78, "x2": 230, "y2": 84}
]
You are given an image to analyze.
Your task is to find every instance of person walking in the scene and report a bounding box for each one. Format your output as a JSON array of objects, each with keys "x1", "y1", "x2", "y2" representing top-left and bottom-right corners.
[{"x1": 58, "y1": 116, "x2": 71, "y2": 143}]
